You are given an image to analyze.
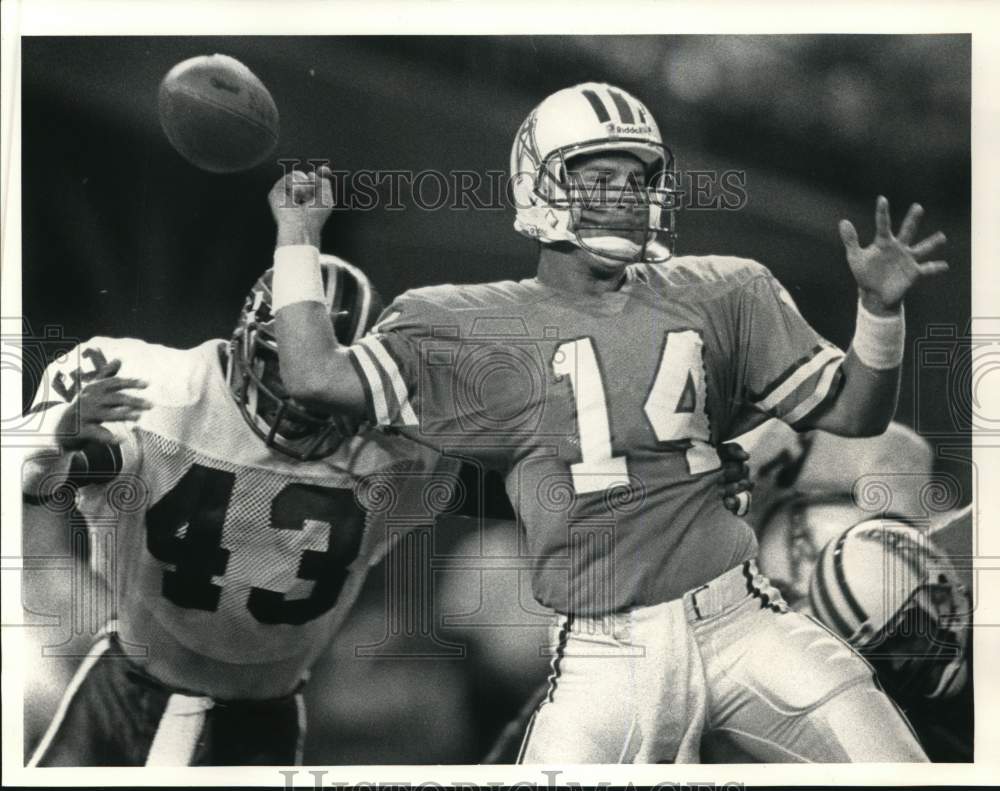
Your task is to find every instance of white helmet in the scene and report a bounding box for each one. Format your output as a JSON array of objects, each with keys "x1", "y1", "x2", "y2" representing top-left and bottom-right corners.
[
  {"x1": 510, "y1": 82, "x2": 678, "y2": 263},
  {"x1": 809, "y1": 519, "x2": 970, "y2": 700},
  {"x1": 756, "y1": 494, "x2": 868, "y2": 609}
]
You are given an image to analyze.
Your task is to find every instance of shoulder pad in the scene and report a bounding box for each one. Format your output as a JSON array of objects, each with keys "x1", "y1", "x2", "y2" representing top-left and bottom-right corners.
[
  {"x1": 648, "y1": 255, "x2": 767, "y2": 284},
  {"x1": 397, "y1": 279, "x2": 538, "y2": 312},
  {"x1": 632, "y1": 255, "x2": 769, "y2": 304}
]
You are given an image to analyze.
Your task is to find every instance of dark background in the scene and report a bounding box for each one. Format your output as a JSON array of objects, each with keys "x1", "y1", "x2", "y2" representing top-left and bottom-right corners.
[{"x1": 19, "y1": 35, "x2": 972, "y2": 763}]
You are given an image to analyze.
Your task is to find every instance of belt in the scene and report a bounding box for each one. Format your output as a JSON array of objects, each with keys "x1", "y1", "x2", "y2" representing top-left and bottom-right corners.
[{"x1": 682, "y1": 559, "x2": 787, "y2": 623}]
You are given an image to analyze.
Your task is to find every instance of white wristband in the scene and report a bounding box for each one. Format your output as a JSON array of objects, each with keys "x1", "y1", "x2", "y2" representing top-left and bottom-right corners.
[
  {"x1": 272, "y1": 245, "x2": 326, "y2": 312},
  {"x1": 852, "y1": 299, "x2": 905, "y2": 370}
]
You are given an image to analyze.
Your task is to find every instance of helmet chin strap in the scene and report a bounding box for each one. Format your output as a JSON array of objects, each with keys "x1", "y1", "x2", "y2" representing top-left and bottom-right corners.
[{"x1": 580, "y1": 235, "x2": 644, "y2": 260}]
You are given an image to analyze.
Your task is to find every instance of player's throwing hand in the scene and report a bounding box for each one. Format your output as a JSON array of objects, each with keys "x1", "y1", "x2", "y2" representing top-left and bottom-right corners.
[
  {"x1": 269, "y1": 166, "x2": 335, "y2": 248},
  {"x1": 838, "y1": 196, "x2": 949, "y2": 313},
  {"x1": 55, "y1": 359, "x2": 150, "y2": 451}
]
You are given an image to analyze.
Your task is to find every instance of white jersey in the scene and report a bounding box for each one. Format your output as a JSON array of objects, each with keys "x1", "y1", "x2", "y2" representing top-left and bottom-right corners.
[{"x1": 23, "y1": 337, "x2": 453, "y2": 699}]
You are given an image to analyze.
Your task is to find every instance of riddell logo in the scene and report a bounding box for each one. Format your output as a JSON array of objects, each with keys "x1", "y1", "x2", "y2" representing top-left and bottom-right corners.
[{"x1": 606, "y1": 122, "x2": 653, "y2": 136}]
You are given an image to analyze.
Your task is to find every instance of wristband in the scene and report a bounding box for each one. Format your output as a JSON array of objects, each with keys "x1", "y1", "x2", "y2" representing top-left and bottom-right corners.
[
  {"x1": 852, "y1": 299, "x2": 905, "y2": 370},
  {"x1": 272, "y1": 245, "x2": 326, "y2": 312}
]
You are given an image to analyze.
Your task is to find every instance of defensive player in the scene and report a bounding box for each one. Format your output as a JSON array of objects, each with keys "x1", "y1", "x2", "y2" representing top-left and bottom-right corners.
[
  {"x1": 267, "y1": 82, "x2": 950, "y2": 762},
  {"x1": 20, "y1": 257, "x2": 454, "y2": 766}
]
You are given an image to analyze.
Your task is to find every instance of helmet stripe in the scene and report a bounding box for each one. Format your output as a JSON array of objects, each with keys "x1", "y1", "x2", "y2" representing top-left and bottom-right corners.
[
  {"x1": 812, "y1": 543, "x2": 857, "y2": 639},
  {"x1": 608, "y1": 90, "x2": 635, "y2": 125},
  {"x1": 581, "y1": 89, "x2": 611, "y2": 123},
  {"x1": 833, "y1": 527, "x2": 869, "y2": 624}
]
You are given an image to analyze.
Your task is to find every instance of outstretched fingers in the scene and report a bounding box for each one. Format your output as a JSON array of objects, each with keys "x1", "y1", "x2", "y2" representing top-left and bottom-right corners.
[
  {"x1": 909, "y1": 231, "x2": 947, "y2": 260},
  {"x1": 917, "y1": 260, "x2": 950, "y2": 278},
  {"x1": 896, "y1": 203, "x2": 924, "y2": 245},
  {"x1": 838, "y1": 219, "x2": 861, "y2": 258},
  {"x1": 874, "y1": 195, "x2": 892, "y2": 239}
]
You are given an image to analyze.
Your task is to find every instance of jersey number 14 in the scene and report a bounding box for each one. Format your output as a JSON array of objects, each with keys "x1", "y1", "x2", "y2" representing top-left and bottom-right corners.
[{"x1": 553, "y1": 330, "x2": 718, "y2": 495}]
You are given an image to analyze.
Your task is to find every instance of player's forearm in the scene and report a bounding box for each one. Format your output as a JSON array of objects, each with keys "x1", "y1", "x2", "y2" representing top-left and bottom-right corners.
[
  {"x1": 802, "y1": 294, "x2": 904, "y2": 437},
  {"x1": 271, "y1": 243, "x2": 367, "y2": 415},
  {"x1": 273, "y1": 302, "x2": 364, "y2": 412},
  {"x1": 803, "y1": 352, "x2": 900, "y2": 437}
]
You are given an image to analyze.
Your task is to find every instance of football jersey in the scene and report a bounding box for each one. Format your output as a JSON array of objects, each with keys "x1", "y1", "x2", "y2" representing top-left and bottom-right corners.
[
  {"x1": 23, "y1": 337, "x2": 450, "y2": 699},
  {"x1": 348, "y1": 256, "x2": 846, "y2": 614}
]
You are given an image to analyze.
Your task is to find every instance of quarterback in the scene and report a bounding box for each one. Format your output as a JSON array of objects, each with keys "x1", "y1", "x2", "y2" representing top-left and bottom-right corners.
[
  {"x1": 20, "y1": 257, "x2": 453, "y2": 766},
  {"x1": 268, "y1": 83, "x2": 949, "y2": 762}
]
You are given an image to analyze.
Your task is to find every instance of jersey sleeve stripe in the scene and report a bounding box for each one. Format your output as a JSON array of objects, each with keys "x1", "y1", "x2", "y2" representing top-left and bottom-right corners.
[
  {"x1": 747, "y1": 344, "x2": 824, "y2": 403},
  {"x1": 348, "y1": 346, "x2": 390, "y2": 425},
  {"x1": 782, "y1": 356, "x2": 844, "y2": 425},
  {"x1": 357, "y1": 336, "x2": 419, "y2": 426},
  {"x1": 753, "y1": 346, "x2": 844, "y2": 413}
]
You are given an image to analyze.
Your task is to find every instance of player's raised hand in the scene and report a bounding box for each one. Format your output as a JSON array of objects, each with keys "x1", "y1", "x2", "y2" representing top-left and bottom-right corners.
[
  {"x1": 55, "y1": 359, "x2": 150, "y2": 451},
  {"x1": 838, "y1": 197, "x2": 949, "y2": 313},
  {"x1": 269, "y1": 166, "x2": 335, "y2": 247}
]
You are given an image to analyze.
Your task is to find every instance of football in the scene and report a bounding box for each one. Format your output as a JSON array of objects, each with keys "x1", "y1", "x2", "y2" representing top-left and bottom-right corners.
[{"x1": 158, "y1": 54, "x2": 279, "y2": 173}]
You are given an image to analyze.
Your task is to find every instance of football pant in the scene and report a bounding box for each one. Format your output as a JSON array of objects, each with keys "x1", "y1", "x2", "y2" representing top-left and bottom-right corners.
[
  {"x1": 27, "y1": 634, "x2": 305, "y2": 767},
  {"x1": 517, "y1": 560, "x2": 928, "y2": 763}
]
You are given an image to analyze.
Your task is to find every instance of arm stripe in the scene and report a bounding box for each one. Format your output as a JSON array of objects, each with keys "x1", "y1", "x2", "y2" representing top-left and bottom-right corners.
[
  {"x1": 347, "y1": 348, "x2": 378, "y2": 425},
  {"x1": 788, "y1": 364, "x2": 844, "y2": 430},
  {"x1": 747, "y1": 344, "x2": 823, "y2": 403},
  {"x1": 783, "y1": 357, "x2": 844, "y2": 425},
  {"x1": 357, "y1": 336, "x2": 419, "y2": 426},
  {"x1": 349, "y1": 346, "x2": 390, "y2": 425},
  {"x1": 754, "y1": 346, "x2": 844, "y2": 413}
]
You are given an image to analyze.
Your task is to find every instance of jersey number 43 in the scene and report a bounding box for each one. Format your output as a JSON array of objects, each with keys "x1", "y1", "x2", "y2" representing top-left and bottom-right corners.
[{"x1": 146, "y1": 464, "x2": 364, "y2": 625}]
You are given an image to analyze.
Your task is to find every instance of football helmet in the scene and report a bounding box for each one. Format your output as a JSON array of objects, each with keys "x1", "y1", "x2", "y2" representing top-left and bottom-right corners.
[
  {"x1": 809, "y1": 520, "x2": 970, "y2": 700},
  {"x1": 756, "y1": 493, "x2": 867, "y2": 609},
  {"x1": 510, "y1": 82, "x2": 679, "y2": 263},
  {"x1": 228, "y1": 254, "x2": 381, "y2": 460}
]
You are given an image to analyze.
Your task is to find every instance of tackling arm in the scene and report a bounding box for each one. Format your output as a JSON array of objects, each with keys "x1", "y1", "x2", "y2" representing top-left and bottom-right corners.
[{"x1": 21, "y1": 356, "x2": 148, "y2": 502}]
